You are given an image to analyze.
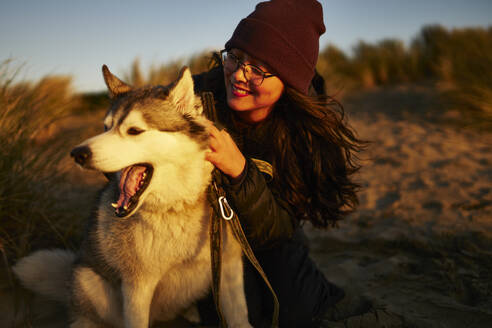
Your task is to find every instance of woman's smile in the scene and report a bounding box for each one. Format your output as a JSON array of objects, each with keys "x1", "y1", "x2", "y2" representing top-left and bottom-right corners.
[{"x1": 230, "y1": 83, "x2": 251, "y2": 97}]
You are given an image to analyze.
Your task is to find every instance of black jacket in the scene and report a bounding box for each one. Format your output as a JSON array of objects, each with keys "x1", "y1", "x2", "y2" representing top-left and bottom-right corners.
[{"x1": 193, "y1": 68, "x2": 296, "y2": 250}]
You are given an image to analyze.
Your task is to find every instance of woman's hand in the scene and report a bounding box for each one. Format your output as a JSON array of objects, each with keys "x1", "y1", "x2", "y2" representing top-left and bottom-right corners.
[{"x1": 206, "y1": 123, "x2": 246, "y2": 179}]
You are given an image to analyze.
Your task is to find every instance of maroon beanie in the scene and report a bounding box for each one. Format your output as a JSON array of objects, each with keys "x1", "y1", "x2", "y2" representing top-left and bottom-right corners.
[{"x1": 225, "y1": 0, "x2": 326, "y2": 94}]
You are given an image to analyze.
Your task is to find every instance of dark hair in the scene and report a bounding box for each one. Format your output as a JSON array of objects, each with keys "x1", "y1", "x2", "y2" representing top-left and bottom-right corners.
[
  {"x1": 205, "y1": 53, "x2": 365, "y2": 228},
  {"x1": 272, "y1": 85, "x2": 365, "y2": 227}
]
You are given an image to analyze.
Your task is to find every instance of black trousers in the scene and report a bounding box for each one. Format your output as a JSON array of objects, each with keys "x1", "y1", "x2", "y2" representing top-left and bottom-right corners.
[{"x1": 198, "y1": 228, "x2": 344, "y2": 327}]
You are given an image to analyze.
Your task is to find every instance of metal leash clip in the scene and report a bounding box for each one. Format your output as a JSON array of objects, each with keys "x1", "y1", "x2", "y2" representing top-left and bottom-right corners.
[{"x1": 218, "y1": 196, "x2": 234, "y2": 220}]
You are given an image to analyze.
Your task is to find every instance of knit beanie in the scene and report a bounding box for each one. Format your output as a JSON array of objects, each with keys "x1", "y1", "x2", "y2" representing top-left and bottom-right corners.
[{"x1": 225, "y1": 0, "x2": 326, "y2": 94}]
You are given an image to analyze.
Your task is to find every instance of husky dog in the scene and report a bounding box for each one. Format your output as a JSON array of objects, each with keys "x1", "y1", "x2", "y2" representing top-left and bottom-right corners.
[{"x1": 13, "y1": 66, "x2": 251, "y2": 328}]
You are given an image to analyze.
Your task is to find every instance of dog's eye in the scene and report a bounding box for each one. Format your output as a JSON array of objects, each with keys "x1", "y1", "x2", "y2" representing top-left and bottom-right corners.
[
  {"x1": 127, "y1": 127, "x2": 144, "y2": 135},
  {"x1": 104, "y1": 125, "x2": 109, "y2": 132}
]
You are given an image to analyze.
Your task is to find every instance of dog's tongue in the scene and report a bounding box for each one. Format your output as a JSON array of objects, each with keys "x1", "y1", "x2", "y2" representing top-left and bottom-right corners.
[{"x1": 116, "y1": 165, "x2": 147, "y2": 208}]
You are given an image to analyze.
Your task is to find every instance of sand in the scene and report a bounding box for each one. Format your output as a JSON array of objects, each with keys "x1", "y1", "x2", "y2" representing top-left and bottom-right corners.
[{"x1": 307, "y1": 86, "x2": 492, "y2": 327}]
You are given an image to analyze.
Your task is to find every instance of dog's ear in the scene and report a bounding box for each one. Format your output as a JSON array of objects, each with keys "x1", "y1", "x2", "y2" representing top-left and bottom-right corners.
[
  {"x1": 102, "y1": 65, "x2": 132, "y2": 98},
  {"x1": 168, "y1": 66, "x2": 196, "y2": 114}
]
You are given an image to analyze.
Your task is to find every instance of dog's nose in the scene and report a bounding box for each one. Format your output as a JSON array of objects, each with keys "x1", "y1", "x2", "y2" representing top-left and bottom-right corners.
[{"x1": 70, "y1": 146, "x2": 92, "y2": 166}]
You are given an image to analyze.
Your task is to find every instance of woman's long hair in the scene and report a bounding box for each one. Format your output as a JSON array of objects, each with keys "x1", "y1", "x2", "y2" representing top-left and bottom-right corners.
[
  {"x1": 272, "y1": 84, "x2": 365, "y2": 228},
  {"x1": 203, "y1": 53, "x2": 365, "y2": 228}
]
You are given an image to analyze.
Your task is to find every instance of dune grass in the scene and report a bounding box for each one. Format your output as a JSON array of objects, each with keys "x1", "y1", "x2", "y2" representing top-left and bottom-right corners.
[
  {"x1": 0, "y1": 61, "x2": 84, "y2": 265},
  {"x1": 124, "y1": 50, "x2": 214, "y2": 87},
  {"x1": 317, "y1": 25, "x2": 492, "y2": 129},
  {"x1": 433, "y1": 26, "x2": 492, "y2": 129}
]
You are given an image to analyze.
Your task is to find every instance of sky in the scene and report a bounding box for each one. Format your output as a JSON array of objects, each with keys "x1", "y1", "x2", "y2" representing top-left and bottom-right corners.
[{"x1": 1, "y1": 0, "x2": 491, "y2": 93}]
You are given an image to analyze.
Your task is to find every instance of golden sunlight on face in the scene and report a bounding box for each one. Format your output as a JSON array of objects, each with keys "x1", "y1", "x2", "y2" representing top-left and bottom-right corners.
[{"x1": 223, "y1": 49, "x2": 284, "y2": 124}]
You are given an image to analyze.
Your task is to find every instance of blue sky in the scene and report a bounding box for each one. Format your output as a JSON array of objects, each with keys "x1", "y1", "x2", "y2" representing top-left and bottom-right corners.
[{"x1": 1, "y1": 0, "x2": 491, "y2": 93}]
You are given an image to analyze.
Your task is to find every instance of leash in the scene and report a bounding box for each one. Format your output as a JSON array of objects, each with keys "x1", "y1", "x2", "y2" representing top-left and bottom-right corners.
[
  {"x1": 201, "y1": 92, "x2": 279, "y2": 328},
  {"x1": 208, "y1": 170, "x2": 279, "y2": 328}
]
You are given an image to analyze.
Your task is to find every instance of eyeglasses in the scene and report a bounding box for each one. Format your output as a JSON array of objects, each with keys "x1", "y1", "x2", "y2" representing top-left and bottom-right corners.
[{"x1": 221, "y1": 50, "x2": 275, "y2": 86}]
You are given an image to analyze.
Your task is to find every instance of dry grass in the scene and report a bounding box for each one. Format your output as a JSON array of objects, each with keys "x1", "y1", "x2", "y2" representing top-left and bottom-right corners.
[
  {"x1": 124, "y1": 50, "x2": 215, "y2": 87},
  {"x1": 0, "y1": 60, "x2": 108, "y2": 327},
  {"x1": 0, "y1": 61, "x2": 87, "y2": 264},
  {"x1": 316, "y1": 25, "x2": 492, "y2": 130}
]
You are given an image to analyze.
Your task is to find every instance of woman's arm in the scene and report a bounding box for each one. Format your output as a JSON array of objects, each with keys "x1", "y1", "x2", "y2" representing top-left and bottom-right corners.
[
  {"x1": 223, "y1": 158, "x2": 295, "y2": 249},
  {"x1": 206, "y1": 124, "x2": 295, "y2": 249}
]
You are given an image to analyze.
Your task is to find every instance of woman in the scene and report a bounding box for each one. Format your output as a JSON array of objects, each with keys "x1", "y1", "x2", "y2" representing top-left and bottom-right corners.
[{"x1": 194, "y1": 0, "x2": 366, "y2": 326}]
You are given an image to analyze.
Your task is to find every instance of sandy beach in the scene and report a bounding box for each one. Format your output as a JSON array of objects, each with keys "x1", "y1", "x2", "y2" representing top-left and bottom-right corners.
[{"x1": 308, "y1": 85, "x2": 492, "y2": 327}]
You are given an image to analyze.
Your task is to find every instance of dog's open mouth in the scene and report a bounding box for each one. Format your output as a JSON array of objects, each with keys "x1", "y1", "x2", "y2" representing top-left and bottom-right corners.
[{"x1": 111, "y1": 164, "x2": 153, "y2": 217}]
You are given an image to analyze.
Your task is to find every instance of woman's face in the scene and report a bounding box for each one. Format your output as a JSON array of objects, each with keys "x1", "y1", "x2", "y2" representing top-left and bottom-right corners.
[{"x1": 223, "y1": 48, "x2": 284, "y2": 124}]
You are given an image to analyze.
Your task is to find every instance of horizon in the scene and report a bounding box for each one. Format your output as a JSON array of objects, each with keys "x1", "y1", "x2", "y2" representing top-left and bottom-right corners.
[{"x1": 1, "y1": 0, "x2": 491, "y2": 93}]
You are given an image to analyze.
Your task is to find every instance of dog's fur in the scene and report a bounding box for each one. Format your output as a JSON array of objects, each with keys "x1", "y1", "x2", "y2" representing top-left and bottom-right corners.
[{"x1": 13, "y1": 66, "x2": 251, "y2": 328}]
